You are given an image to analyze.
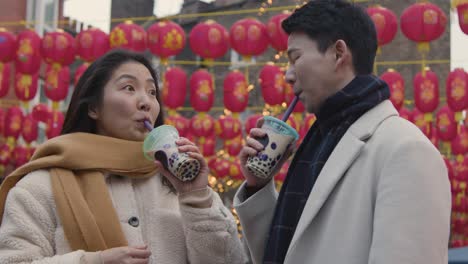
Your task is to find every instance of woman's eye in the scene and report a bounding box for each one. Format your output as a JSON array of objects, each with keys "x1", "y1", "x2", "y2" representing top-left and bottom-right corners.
[
  {"x1": 149, "y1": 89, "x2": 157, "y2": 96},
  {"x1": 124, "y1": 85, "x2": 135, "y2": 91}
]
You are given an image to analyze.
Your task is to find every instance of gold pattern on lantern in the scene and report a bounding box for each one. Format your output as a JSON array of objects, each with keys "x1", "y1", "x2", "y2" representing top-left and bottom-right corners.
[
  {"x1": 80, "y1": 32, "x2": 93, "y2": 48},
  {"x1": 248, "y1": 25, "x2": 260, "y2": 41},
  {"x1": 110, "y1": 27, "x2": 128, "y2": 47},
  {"x1": 267, "y1": 22, "x2": 276, "y2": 35},
  {"x1": 0, "y1": 64, "x2": 3, "y2": 85},
  {"x1": 423, "y1": 9, "x2": 438, "y2": 25},
  {"x1": 163, "y1": 29, "x2": 183, "y2": 50},
  {"x1": 57, "y1": 35, "x2": 68, "y2": 50},
  {"x1": 131, "y1": 29, "x2": 144, "y2": 41},
  {"x1": 46, "y1": 67, "x2": 59, "y2": 90},
  {"x1": 438, "y1": 114, "x2": 451, "y2": 127},
  {"x1": 233, "y1": 26, "x2": 245, "y2": 41},
  {"x1": 274, "y1": 74, "x2": 285, "y2": 94},
  {"x1": 17, "y1": 75, "x2": 32, "y2": 97},
  {"x1": 371, "y1": 13, "x2": 386, "y2": 31},
  {"x1": 149, "y1": 33, "x2": 159, "y2": 44},
  {"x1": 44, "y1": 35, "x2": 53, "y2": 48},
  {"x1": 392, "y1": 89, "x2": 404, "y2": 105},
  {"x1": 198, "y1": 80, "x2": 212, "y2": 100},
  {"x1": 420, "y1": 79, "x2": 435, "y2": 103},
  {"x1": 24, "y1": 120, "x2": 31, "y2": 135},
  {"x1": 18, "y1": 39, "x2": 33, "y2": 56},
  {"x1": 203, "y1": 119, "x2": 212, "y2": 130},
  {"x1": 464, "y1": 10, "x2": 468, "y2": 23},
  {"x1": 233, "y1": 81, "x2": 247, "y2": 101},
  {"x1": 11, "y1": 116, "x2": 20, "y2": 131},
  {"x1": 208, "y1": 28, "x2": 221, "y2": 44},
  {"x1": 451, "y1": 77, "x2": 466, "y2": 101}
]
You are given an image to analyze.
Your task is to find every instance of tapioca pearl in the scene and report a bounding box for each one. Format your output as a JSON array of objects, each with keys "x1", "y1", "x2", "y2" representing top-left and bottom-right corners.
[
  {"x1": 276, "y1": 155, "x2": 281, "y2": 161},
  {"x1": 261, "y1": 154, "x2": 268, "y2": 161},
  {"x1": 271, "y1": 160, "x2": 276, "y2": 167},
  {"x1": 271, "y1": 142, "x2": 277, "y2": 150}
]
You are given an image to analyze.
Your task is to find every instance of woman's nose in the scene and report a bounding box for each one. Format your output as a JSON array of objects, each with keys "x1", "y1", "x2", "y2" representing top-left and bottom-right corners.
[
  {"x1": 285, "y1": 66, "x2": 296, "y2": 85},
  {"x1": 138, "y1": 95, "x2": 151, "y2": 111}
]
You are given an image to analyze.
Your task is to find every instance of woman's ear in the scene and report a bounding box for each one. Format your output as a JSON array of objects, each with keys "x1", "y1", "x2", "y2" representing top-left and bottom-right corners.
[{"x1": 88, "y1": 104, "x2": 99, "y2": 120}]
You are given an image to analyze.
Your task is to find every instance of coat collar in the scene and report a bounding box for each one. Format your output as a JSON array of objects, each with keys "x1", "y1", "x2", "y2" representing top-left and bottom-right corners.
[{"x1": 286, "y1": 100, "x2": 398, "y2": 258}]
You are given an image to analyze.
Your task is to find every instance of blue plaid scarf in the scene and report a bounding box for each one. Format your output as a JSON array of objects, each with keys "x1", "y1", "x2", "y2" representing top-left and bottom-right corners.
[{"x1": 263, "y1": 75, "x2": 390, "y2": 263}]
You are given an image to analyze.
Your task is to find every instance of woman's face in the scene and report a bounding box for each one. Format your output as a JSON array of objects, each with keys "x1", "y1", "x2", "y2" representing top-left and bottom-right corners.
[{"x1": 89, "y1": 61, "x2": 160, "y2": 141}]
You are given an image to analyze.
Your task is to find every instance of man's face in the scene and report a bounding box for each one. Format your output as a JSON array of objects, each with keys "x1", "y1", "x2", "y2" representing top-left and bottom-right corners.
[{"x1": 285, "y1": 32, "x2": 340, "y2": 114}]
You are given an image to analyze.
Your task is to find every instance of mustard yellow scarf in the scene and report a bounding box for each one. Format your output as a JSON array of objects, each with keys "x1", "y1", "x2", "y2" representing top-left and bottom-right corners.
[{"x1": 0, "y1": 133, "x2": 158, "y2": 251}]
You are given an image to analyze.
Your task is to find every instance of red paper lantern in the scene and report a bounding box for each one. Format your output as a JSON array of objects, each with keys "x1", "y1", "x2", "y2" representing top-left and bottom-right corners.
[
  {"x1": 4, "y1": 106, "x2": 24, "y2": 141},
  {"x1": 400, "y1": 2, "x2": 447, "y2": 51},
  {"x1": 278, "y1": 114, "x2": 298, "y2": 131},
  {"x1": 165, "y1": 114, "x2": 190, "y2": 138},
  {"x1": 300, "y1": 114, "x2": 317, "y2": 139},
  {"x1": 413, "y1": 69, "x2": 439, "y2": 119},
  {"x1": 44, "y1": 64, "x2": 71, "y2": 108},
  {"x1": 224, "y1": 70, "x2": 249, "y2": 113},
  {"x1": 198, "y1": 136, "x2": 216, "y2": 157},
  {"x1": 276, "y1": 161, "x2": 290, "y2": 183},
  {"x1": 380, "y1": 69, "x2": 405, "y2": 110},
  {"x1": 259, "y1": 64, "x2": 285, "y2": 105},
  {"x1": 412, "y1": 108, "x2": 432, "y2": 138},
  {"x1": 15, "y1": 72, "x2": 38, "y2": 102},
  {"x1": 452, "y1": 125, "x2": 468, "y2": 157},
  {"x1": 0, "y1": 108, "x2": 4, "y2": 136},
  {"x1": 284, "y1": 82, "x2": 305, "y2": 113},
  {"x1": 147, "y1": 20, "x2": 185, "y2": 60},
  {"x1": 74, "y1": 63, "x2": 89, "y2": 86},
  {"x1": 15, "y1": 29, "x2": 41, "y2": 74},
  {"x1": 41, "y1": 30, "x2": 76, "y2": 66},
  {"x1": 162, "y1": 67, "x2": 187, "y2": 110},
  {"x1": 399, "y1": 107, "x2": 413, "y2": 122},
  {"x1": 245, "y1": 114, "x2": 263, "y2": 134},
  {"x1": 446, "y1": 68, "x2": 468, "y2": 120},
  {"x1": 190, "y1": 113, "x2": 215, "y2": 138},
  {"x1": 436, "y1": 106, "x2": 457, "y2": 142},
  {"x1": 456, "y1": 2, "x2": 468, "y2": 35},
  {"x1": 12, "y1": 146, "x2": 29, "y2": 168},
  {"x1": 110, "y1": 21, "x2": 147, "y2": 52},
  {"x1": 226, "y1": 136, "x2": 243, "y2": 157},
  {"x1": 0, "y1": 144, "x2": 12, "y2": 168},
  {"x1": 46, "y1": 111, "x2": 64, "y2": 139},
  {"x1": 215, "y1": 115, "x2": 242, "y2": 140},
  {"x1": 76, "y1": 28, "x2": 110, "y2": 62},
  {"x1": 230, "y1": 18, "x2": 269, "y2": 60},
  {"x1": 0, "y1": 29, "x2": 17, "y2": 62},
  {"x1": 189, "y1": 20, "x2": 229, "y2": 60},
  {"x1": 190, "y1": 69, "x2": 214, "y2": 112},
  {"x1": 0, "y1": 63, "x2": 10, "y2": 98},
  {"x1": 21, "y1": 113, "x2": 38, "y2": 144},
  {"x1": 229, "y1": 160, "x2": 244, "y2": 181},
  {"x1": 430, "y1": 124, "x2": 439, "y2": 148},
  {"x1": 32, "y1": 103, "x2": 52, "y2": 123},
  {"x1": 367, "y1": 5, "x2": 398, "y2": 47},
  {"x1": 213, "y1": 158, "x2": 230, "y2": 179},
  {"x1": 267, "y1": 13, "x2": 289, "y2": 52}
]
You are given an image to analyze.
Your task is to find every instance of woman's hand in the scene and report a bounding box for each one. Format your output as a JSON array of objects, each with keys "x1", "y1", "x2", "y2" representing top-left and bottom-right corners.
[
  {"x1": 155, "y1": 137, "x2": 209, "y2": 194},
  {"x1": 100, "y1": 245, "x2": 151, "y2": 264}
]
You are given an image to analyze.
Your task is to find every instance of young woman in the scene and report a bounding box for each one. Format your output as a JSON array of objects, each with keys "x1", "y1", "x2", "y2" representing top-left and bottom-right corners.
[{"x1": 0, "y1": 50, "x2": 246, "y2": 264}]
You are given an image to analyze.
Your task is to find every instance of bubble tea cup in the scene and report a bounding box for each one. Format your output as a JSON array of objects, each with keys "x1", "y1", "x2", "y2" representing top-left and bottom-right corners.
[
  {"x1": 246, "y1": 116, "x2": 299, "y2": 180},
  {"x1": 143, "y1": 125, "x2": 201, "y2": 181}
]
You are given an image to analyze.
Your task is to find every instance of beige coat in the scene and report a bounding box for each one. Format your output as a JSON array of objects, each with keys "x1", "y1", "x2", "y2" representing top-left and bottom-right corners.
[
  {"x1": 0, "y1": 170, "x2": 247, "y2": 264},
  {"x1": 234, "y1": 100, "x2": 451, "y2": 264}
]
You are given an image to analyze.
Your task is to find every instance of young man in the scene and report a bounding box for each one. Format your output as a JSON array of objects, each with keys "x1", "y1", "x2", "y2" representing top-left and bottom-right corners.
[{"x1": 234, "y1": 1, "x2": 451, "y2": 263}]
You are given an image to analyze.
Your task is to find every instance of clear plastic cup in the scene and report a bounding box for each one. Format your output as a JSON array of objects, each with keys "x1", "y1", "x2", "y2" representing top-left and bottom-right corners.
[
  {"x1": 143, "y1": 125, "x2": 201, "y2": 181},
  {"x1": 246, "y1": 116, "x2": 299, "y2": 180}
]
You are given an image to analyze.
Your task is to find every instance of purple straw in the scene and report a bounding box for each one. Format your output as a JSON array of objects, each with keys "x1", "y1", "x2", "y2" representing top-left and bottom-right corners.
[
  {"x1": 282, "y1": 95, "x2": 300, "y2": 122},
  {"x1": 143, "y1": 120, "x2": 153, "y2": 131}
]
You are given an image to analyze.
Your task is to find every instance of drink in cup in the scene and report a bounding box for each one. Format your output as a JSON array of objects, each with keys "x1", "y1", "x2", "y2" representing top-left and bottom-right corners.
[
  {"x1": 143, "y1": 125, "x2": 201, "y2": 181},
  {"x1": 246, "y1": 116, "x2": 299, "y2": 180}
]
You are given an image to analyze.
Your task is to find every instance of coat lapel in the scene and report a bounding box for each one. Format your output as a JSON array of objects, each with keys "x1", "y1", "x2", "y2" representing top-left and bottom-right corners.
[
  {"x1": 286, "y1": 132, "x2": 365, "y2": 255},
  {"x1": 285, "y1": 100, "x2": 398, "y2": 258}
]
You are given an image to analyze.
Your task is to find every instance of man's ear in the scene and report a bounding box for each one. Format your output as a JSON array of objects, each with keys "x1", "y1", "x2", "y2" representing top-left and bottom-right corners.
[
  {"x1": 88, "y1": 104, "x2": 99, "y2": 120},
  {"x1": 333, "y1": 39, "x2": 349, "y2": 68}
]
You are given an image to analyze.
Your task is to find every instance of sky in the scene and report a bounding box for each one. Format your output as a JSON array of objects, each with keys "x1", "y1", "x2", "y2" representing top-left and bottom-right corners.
[{"x1": 64, "y1": 0, "x2": 468, "y2": 71}]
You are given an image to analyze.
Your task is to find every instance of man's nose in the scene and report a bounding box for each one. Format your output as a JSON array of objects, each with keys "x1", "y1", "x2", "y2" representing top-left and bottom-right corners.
[{"x1": 284, "y1": 66, "x2": 296, "y2": 85}]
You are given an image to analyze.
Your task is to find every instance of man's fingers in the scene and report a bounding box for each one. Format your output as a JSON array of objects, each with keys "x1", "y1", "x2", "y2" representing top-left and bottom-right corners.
[{"x1": 128, "y1": 248, "x2": 151, "y2": 258}]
